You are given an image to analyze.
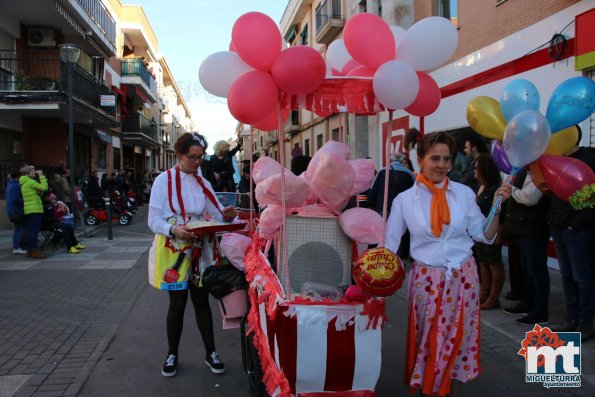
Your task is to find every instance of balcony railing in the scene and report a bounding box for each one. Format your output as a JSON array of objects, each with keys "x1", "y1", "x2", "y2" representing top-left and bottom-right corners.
[
  {"x1": 315, "y1": 0, "x2": 344, "y2": 44},
  {"x1": 0, "y1": 49, "x2": 116, "y2": 116},
  {"x1": 122, "y1": 113, "x2": 158, "y2": 142},
  {"x1": 121, "y1": 58, "x2": 157, "y2": 93},
  {"x1": 75, "y1": 0, "x2": 116, "y2": 46}
]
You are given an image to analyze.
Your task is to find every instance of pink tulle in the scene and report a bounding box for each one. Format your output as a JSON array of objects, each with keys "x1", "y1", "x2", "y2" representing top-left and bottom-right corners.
[
  {"x1": 310, "y1": 152, "x2": 354, "y2": 211},
  {"x1": 258, "y1": 205, "x2": 284, "y2": 240},
  {"x1": 305, "y1": 140, "x2": 351, "y2": 182},
  {"x1": 255, "y1": 171, "x2": 311, "y2": 208},
  {"x1": 338, "y1": 207, "x2": 383, "y2": 244},
  {"x1": 253, "y1": 157, "x2": 283, "y2": 185},
  {"x1": 220, "y1": 232, "x2": 252, "y2": 271},
  {"x1": 348, "y1": 158, "x2": 376, "y2": 195}
]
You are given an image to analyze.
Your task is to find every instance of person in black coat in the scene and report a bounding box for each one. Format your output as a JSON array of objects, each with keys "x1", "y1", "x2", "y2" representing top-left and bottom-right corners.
[{"x1": 211, "y1": 138, "x2": 242, "y2": 192}]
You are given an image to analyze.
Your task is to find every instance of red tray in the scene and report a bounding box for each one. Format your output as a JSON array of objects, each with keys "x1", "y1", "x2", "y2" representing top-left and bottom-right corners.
[{"x1": 188, "y1": 222, "x2": 247, "y2": 235}]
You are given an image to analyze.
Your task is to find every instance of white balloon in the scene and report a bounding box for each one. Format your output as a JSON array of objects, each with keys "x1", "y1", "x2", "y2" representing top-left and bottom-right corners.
[
  {"x1": 373, "y1": 60, "x2": 419, "y2": 110},
  {"x1": 396, "y1": 17, "x2": 458, "y2": 71},
  {"x1": 326, "y1": 39, "x2": 351, "y2": 72},
  {"x1": 389, "y1": 25, "x2": 407, "y2": 55},
  {"x1": 198, "y1": 51, "x2": 254, "y2": 98}
]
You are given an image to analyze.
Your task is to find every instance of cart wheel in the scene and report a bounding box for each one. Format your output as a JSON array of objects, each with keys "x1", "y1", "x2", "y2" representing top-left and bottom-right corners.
[
  {"x1": 85, "y1": 214, "x2": 97, "y2": 226},
  {"x1": 246, "y1": 333, "x2": 267, "y2": 397}
]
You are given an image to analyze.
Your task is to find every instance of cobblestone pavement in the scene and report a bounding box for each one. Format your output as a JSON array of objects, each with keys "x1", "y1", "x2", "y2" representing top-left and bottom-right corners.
[{"x1": 0, "y1": 206, "x2": 593, "y2": 396}]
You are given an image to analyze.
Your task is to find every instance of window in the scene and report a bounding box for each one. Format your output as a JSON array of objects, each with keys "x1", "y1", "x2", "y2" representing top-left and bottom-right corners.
[
  {"x1": 291, "y1": 110, "x2": 299, "y2": 125},
  {"x1": 438, "y1": 0, "x2": 458, "y2": 27},
  {"x1": 316, "y1": 134, "x2": 323, "y2": 150},
  {"x1": 113, "y1": 147, "x2": 121, "y2": 170},
  {"x1": 332, "y1": 127, "x2": 340, "y2": 141},
  {"x1": 260, "y1": 135, "x2": 263, "y2": 147},
  {"x1": 301, "y1": 23, "x2": 309, "y2": 45},
  {"x1": 304, "y1": 139, "x2": 310, "y2": 156},
  {"x1": 97, "y1": 141, "x2": 107, "y2": 169}
]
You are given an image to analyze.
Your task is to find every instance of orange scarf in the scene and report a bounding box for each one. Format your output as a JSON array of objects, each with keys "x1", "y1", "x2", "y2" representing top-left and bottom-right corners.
[{"x1": 416, "y1": 174, "x2": 450, "y2": 237}]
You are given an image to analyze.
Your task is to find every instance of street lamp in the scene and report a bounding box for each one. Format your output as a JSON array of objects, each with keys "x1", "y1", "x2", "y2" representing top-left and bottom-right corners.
[{"x1": 59, "y1": 43, "x2": 81, "y2": 226}]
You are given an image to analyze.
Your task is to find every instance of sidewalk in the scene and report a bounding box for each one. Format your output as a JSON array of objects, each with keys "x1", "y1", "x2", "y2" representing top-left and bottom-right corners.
[{"x1": 0, "y1": 211, "x2": 593, "y2": 396}]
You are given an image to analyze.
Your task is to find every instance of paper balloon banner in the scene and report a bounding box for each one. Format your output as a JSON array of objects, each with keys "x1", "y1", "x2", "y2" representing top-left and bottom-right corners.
[
  {"x1": 353, "y1": 247, "x2": 405, "y2": 297},
  {"x1": 466, "y1": 96, "x2": 506, "y2": 140},
  {"x1": 500, "y1": 79, "x2": 540, "y2": 123},
  {"x1": 503, "y1": 110, "x2": 551, "y2": 168},
  {"x1": 546, "y1": 76, "x2": 595, "y2": 133}
]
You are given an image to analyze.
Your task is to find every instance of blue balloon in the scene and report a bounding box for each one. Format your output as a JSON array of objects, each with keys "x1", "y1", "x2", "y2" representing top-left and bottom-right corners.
[
  {"x1": 546, "y1": 77, "x2": 595, "y2": 133},
  {"x1": 503, "y1": 110, "x2": 551, "y2": 168},
  {"x1": 500, "y1": 79, "x2": 540, "y2": 122}
]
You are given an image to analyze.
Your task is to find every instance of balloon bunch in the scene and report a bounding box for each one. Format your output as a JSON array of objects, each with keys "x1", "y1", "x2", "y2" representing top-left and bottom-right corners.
[
  {"x1": 199, "y1": 12, "x2": 327, "y2": 131},
  {"x1": 467, "y1": 77, "x2": 595, "y2": 209},
  {"x1": 326, "y1": 14, "x2": 457, "y2": 116}
]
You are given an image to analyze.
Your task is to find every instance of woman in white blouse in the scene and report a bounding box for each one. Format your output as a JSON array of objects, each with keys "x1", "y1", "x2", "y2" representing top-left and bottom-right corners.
[
  {"x1": 386, "y1": 132, "x2": 510, "y2": 397},
  {"x1": 148, "y1": 133, "x2": 235, "y2": 378}
]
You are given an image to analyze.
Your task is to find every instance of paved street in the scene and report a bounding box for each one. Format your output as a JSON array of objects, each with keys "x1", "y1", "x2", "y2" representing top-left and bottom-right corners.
[{"x1": 0, "y1": 206, "x2": 594, "y2": 396}]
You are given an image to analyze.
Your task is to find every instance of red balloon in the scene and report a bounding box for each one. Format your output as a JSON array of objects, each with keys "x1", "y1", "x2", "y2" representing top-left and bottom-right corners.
[
  {"x1": 229, "y1": 41, "x2": 235, "y2": 51},
  {"x1": 227, "y1": 71, "x2": 278, "y2": 124},
  {"x1": 404, "y1": 71, "x2": 441, "y2": 116},
  {"x1": 252, "y1": 106, "x2": 290, "y2": 131},
  {"x1": 352, "y1": 247, "x2": 405, "y2": 297},
  {"x1": 346, "y1": 65, "x2": 375, "y2": 77},
  {"x1": 537, "y1": 154, "x2": 595, "y2": 201},
  {"x1": 331, "y1": 68, "x2": 343, "y2": 76},
  {"x1": 341, "y1": 59, "x2": 361, "y2": 75},
  {"x1": 343, "y1": 13, "x2": 396, "y2": 70},
  {"x1": 231, "y1": 12, "x2": 282, "y2": 71},
  {"x1": 271, "y1": 46, "x2": 326, "y2": 95}
]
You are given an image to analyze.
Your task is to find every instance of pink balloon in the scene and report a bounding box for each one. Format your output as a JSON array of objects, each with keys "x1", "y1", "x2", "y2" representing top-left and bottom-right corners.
[
  {"x1": 252, "y1": 106, "x2": 290, "y2": 131},
  {"x1": 537, "y1": 154, "x2": 595, "y2": 201},
  {"x1": 341, "y1": 59, "x2": 361, "y2": 75},
  {"x1": 331, "y1": 68, "x2": 343, "y2": 76},
  {"x1": 232, "y1": 12, "x2": 282, "y2": 71},
  {"x1": 404, "y1": 71, "x2": 441, "y2": 116},
  {"x1": 227, "y1": 71, "x2": 278, "y2": 124},
  {"x1": 229, "y1": 41, "x2": 235, "y2": 51},
  {"x1": 346, "y1": 65, "x2": 376, "y2": 77},
  {"x1": 343, "y1": 13, "x2": 396, "y2": 70},
  {"x1": 271, "y1": 46, "x2": 326, "y2": 95}
]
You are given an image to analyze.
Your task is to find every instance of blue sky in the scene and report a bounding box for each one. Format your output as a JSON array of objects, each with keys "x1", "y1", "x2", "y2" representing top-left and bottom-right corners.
[{"x1": 122, "y1": 0, "x2": 288, "y2": 152}]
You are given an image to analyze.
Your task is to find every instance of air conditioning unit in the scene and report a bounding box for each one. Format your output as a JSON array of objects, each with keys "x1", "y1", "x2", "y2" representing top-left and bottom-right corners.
[{"x1": 28, "y1": 29, "x2": 56, "y2": 48}]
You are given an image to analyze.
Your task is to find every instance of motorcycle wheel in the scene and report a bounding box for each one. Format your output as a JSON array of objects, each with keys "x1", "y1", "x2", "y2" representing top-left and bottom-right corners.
[{"x1": 85, "y1": 214, "x2": 98, "y2": 226}]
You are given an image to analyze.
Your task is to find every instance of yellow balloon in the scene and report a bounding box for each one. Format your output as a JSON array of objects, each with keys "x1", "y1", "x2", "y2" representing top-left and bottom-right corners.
[
  {"x1": 545, "y1": 126, "x2": 578, "y2": 156},
  {"x1": 466, "y1": 96, "x2": 506, "y2": 140}
]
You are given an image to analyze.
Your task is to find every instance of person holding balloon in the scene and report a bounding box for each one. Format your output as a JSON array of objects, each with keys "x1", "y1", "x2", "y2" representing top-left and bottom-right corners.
[
  {"x1": 546, "y1": 128, "x2": 595, "y2": 341},
  {"x1": 386, "y1": 131, "x2": 510, "y2": 397}
]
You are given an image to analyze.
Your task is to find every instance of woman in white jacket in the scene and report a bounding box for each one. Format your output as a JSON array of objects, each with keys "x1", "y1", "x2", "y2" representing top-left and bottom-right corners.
[{"x1": 148, "y1": 132, "x2": 235, "y2": 378}]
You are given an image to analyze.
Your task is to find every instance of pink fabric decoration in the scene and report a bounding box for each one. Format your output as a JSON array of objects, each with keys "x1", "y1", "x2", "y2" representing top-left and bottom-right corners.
[
  {"x1": 255, "y1": 171, "x2": 311, "y2": 208},
  {"x1": 220, "y1": 233, "x2": 252, "y2": 271},
  {"x1": 305, "y1": 140, "x2": 351, "y2": 182},
  {"x1": 310, "y1": 152, "x2": 354, "y2": 211},
  {"x1": 253, "y1": 157, "x2": 283, "y2": 185},
  {"x1": 348, "y1": 158, "x2": 376, "y2": 195}
]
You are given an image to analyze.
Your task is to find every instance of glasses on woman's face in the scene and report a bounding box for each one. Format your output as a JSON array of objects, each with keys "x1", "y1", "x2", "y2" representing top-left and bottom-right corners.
[{"x1": 185, "y1": 154, "x2": 205, "y2": 163}]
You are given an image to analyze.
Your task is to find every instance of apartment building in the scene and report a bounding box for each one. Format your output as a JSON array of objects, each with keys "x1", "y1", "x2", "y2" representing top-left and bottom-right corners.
[{"x1": 274, "y1": 0, "x2": 593, "y2": 170}]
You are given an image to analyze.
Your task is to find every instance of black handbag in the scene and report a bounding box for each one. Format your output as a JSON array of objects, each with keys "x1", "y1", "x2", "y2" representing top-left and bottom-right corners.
[{"x1": 201, "y1": 262, "x2": 248, "y2": 299}]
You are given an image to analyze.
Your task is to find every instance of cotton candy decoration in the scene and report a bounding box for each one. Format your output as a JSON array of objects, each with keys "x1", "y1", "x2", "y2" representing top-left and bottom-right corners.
[
  {"x1": 253, "y1": 157, "x2": 282, "y2": 184},
  {"x1": 258, "y1": 205, "x2": 283, "y2": 240},
  {"x1": 255, "y1": 171, "x2": 311, "y2": 208},
  {"x1": 348, "y1": 158, "x2": 376, "y2": 195},
  {"x1": 305, "y1": 140, "x2": 351, "y2": 182},
  {"x1": 220, "y1": 233, "x2": 252, "y2": 271},
  {"x1": 299, "y1": 173, "x2": 317, "y2": 205},
  {"x1": 339, "y1": 207, "x2": 383, "y2": 244},
  {"x1": 310, "y1": 152, "x2": 354, "y2": 211}
]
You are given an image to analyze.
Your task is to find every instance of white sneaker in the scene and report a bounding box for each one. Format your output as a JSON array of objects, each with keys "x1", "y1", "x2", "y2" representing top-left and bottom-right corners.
[{"x1": 13, "y1": 248, "x2": 27, "y2": 255}]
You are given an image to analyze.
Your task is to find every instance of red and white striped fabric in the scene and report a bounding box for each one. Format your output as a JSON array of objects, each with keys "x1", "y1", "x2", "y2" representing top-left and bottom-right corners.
[{"x1": 258, "y1": 302, "x2": 382, "y2": 396}]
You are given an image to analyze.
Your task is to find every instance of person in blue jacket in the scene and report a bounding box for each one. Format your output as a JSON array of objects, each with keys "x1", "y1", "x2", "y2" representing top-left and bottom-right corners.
[{"x1": 6, "y1": 168, "x2": 27, "y2": 254}]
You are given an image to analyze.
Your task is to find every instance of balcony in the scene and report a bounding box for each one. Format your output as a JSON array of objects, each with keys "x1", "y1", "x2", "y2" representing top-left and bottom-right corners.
[
  {"x1": 0, "y1": 49, "x2": 116, "y2": 117},
  {"x1": 121, "y1": 112, "x2": 159, "y2": 148},
  {"x1": 121, "y1": 58, "x2": 158, "y2": 103},
  {"x1": 315, "y1": 0, "x2": 344, "y2": 44},
  {"x1": 74, "y1": 0, "x2": 116, "y2": 49},
  {"x1": 284, "y1": 110, "x2": 300, "y2": 134}
]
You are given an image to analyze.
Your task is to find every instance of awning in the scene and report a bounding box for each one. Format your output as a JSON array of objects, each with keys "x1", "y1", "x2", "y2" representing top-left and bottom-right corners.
[
  {"x1": 97, "y1": 130, "x2": 112, "y2": 144},
  {"x1": 112, "y1": 85, "x2": 129, "y2": 118}
]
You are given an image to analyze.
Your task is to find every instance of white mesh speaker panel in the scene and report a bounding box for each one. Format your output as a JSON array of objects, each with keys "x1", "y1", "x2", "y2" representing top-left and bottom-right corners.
[{"x1": 279, "y1": 215, "x2": 353, "y2": 295}]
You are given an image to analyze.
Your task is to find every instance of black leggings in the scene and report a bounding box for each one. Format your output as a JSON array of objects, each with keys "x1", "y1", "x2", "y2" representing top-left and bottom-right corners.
[{"x1": 167, "y1": 285, "x2": 215, "y2": 356}]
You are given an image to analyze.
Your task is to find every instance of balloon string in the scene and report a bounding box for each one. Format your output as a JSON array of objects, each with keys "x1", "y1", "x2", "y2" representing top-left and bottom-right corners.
[
  {"x1": 339, "y1": 111, "x2": 343, "y2": 143},
  {"x1": 249, "y1": 126, "x2": 254, "y2": 232},
  {"x1": 277, "y1": 98, "x2": 289, "y2": 298},
  {"x1": 380, "y1": 110, "x2": 393, "y2": 247},
  {"x1": 483, "y1": 167, "x2": 517, "y2": 233}
]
